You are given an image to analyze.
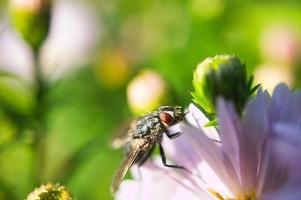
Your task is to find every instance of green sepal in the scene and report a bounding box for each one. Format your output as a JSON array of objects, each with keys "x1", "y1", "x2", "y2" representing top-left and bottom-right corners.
[
  {"x1": 192, "y1": 55, "x2": 260, "y2": 117},
  {"x1": 204, "y1": 119, "x2": 218, "y2": 127}
]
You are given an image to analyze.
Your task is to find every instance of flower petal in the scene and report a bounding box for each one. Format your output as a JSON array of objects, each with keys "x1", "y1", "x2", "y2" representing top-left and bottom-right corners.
[
  {"x1": 262, "y1": 186, "x2": 301, "y2": 200},
  {"x1": 116, "y1": 180, "x2": 141, "y2": 200},
  {"x1": 272, "y1": 123, "x2": 301, "y2": 183},
  {"x1": 239, "y1": 90, "x2": 270, "y2": 190},
  {"x1": 117, "y1": 159, "x2": 212, "y2": 200},
  {"x1": 256, "y1": 138, "x2": 288, "y2": 195},
  {"x1": 188, "y1": 103, "x2": 220, "y2": 141},
  {"x1": 217, "y1": 99, "x2": 241, "y2": 184},
  {"x1": 162, "y1": 132, "x2": 201, "y2": 171},
  {"x1": 172, "y1": 181, "x2": 213, "y2": 200},
  {"x1": 180, "y1": 124, "x2": 241, "y2": 195},
  {"x1": 118, "y1": 160, "x2": 178, "y2": 200},
  {"x1": 269, "y1": 83, "x2": 292, "y2": 123}
]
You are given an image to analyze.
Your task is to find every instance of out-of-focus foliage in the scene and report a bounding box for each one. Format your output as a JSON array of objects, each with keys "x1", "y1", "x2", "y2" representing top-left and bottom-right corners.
[{"x1": 0, "y1": 0, "x2": 301, "y2": 200}]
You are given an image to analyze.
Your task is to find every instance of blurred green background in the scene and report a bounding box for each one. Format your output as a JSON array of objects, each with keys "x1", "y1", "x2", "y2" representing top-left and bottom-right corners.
[{"x1": 0, "y1": 0, "x2": 301, "y2": 199}]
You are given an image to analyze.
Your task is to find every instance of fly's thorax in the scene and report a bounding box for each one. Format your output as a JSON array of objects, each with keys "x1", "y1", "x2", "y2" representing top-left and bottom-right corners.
[{"x1": 133, "y1": 114, "x2": 164, "y2": 137}]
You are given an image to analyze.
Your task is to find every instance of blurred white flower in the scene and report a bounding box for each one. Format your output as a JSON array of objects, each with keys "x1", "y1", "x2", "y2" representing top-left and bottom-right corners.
[
  {"x1": 117, "y1": 84, "x2": 301, "y2": 200},
  {"x1": 0, "y1": 0, "x2": 101, "y2": 82},
  {"x1": 254, "y1": 63, "x2": 294, "y2": 93},
  {"x1": 127, "y1": 70, "x2": 169, "y2": 115},
  {"x1": 0, "y1": 27, "x2": 34, "y2": 80},
  {"x1": 41, "y1": 0, "x2": 101, "y2": 80}
]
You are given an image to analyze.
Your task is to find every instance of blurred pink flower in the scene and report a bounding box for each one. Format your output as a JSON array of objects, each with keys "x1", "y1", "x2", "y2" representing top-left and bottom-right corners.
[
  {"x1": 260, "y1": 25, "x2": 300, "y2": 66},
  {"x1": 116, "y1": 84, "x2": 301, "y2": 200}
]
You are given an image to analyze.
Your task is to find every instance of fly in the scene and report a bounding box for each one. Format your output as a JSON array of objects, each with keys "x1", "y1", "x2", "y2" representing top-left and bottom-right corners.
[{"x1": 111, "y1": 105, "x2": 185, "y2": 194}]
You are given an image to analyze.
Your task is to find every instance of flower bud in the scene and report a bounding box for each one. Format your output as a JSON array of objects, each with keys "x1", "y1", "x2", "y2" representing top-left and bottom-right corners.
[
  {"x1": 9, "y1": 0, "x2": 51, "y2": 51},
  {"x1": 26, "y1": 183, "x2": 73, "y2": 200},
  {"x1": 127, "y1": 70, "x2": 170, "y2": 115},
  {"x1": 192, "y1": 55, "x2": 258, "y2": 115}
]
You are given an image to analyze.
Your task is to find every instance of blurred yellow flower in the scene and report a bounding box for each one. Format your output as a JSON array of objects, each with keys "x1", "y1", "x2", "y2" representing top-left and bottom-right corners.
[{"x1": 95, "y1": 48, "x2": 132, "y2": 89}]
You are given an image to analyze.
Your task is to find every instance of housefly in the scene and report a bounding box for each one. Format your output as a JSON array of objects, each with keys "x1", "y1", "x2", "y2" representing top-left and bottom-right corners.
[{"x1": 111, "y1": 106, "x2": 185, "y2": 194}]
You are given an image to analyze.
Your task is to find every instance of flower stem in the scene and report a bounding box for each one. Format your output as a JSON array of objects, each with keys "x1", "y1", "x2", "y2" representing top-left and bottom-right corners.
[{"x1": 32, "y1": 48, "x2": 48, "y2": 184}]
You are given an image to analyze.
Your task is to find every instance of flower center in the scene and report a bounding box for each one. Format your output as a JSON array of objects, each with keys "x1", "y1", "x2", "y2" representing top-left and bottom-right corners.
[
  {"x1": 208, "y1": 188, "x2": 257, "y2": 200},
  {"x1": 208, "y1": 188, "x2": 228, "y2": 200},
  {"x1": 237, "y1": 194, "x2": 257, "y2": 200}
]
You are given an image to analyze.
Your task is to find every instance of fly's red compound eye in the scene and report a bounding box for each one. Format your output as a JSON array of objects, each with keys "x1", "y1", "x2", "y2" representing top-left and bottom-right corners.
[{"x1": 159, "y1": 112, "x2": 174, "y2": 126}]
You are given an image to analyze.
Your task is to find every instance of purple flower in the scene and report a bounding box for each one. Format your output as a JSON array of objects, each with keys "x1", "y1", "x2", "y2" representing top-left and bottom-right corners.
[{"x1": 116, "y1": 84, "x2": 301, "y2": 200}]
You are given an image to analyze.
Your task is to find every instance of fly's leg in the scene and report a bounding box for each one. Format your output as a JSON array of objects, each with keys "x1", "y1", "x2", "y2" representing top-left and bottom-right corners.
[
  {"x1": 159, "y1": 143, "x2": 184, "y2": 169},
  {"x1": 165, "y1": 130, "x2": 182, "y2": 139}
]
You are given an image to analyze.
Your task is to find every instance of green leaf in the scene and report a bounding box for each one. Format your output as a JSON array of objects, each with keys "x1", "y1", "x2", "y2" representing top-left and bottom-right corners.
[{"x1": 204, "y1": 119, "x2": 218, "y2": 127}]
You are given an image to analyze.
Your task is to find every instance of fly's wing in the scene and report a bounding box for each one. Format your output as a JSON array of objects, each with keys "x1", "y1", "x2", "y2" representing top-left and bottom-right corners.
[
  {"x1": 110, "y1": 119, "x2": 139, "y2": 149},
  {"x1": 111, "y1": 139, "x2": 146, "y2": 194}
]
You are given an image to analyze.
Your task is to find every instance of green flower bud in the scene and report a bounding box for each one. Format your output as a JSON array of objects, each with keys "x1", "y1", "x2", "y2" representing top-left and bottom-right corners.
[
  {"x1": 26, "y1": 183, "x2": 73, "y2": 200},
  {"x1": 127, "y1": 70, "x2": 170, "y2": 115},
  {"x1": 10, "y1": 0, "x2": 51, "y2": 51},
  {"x1": 192, "y1": 55, "x2": 259, "y2": 116}
]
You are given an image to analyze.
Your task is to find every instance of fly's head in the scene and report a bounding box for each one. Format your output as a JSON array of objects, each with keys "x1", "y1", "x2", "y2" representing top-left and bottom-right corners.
[{"x1": 158, "y1": 106, "x2": 184, "y2": 127}]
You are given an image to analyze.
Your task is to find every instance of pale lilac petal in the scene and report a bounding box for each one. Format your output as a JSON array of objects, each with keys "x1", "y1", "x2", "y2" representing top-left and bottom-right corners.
[
  {"x1": 180, "y1": 124, "x2": 242, "y2": 195},
  {"x1": 198, "y1": 161, "x2": 234, "y2": 198},
  {"x1": 271, "y1": 83, "x2": 291, "y2": 106},
  {"x1": 118, "y1": 159, "x2": 211, "y2": 200},
  {"x1": 290, "y1": 92, "x2": 301, "y2": 124},
  {"x1": 238, "y1": 90, "x2": 270, "y2": 190},
  {"x1": 269, "y1": 83, "x2": 292, "y2": 122},
  {"x1": 130, "y1": 160, "x2": 164, "y2": 180},
  {"x1": 273, "y1": 123, "x2": 301, "y2": 149},
  {"x1": 262, "y1": 186, "x2": 301, "y2": 200},
  {"x1": 172, "y1": 182, "x2": 213, "y2": 200},
  {"x1": 243, "y1": 89, "x2": 269, "y2": 146},
  {"x1": 218, "y1": 98, "x2": 262, "y2": 191},
  {"x1": 161, "y1": 136, "x2": 214, "y2": 194},
  {"x1": 162, "y1": 133, "x2": 201, "y2": 171},
  {"x1": 138, "y1": 174, "x2": 177, "y2": 200},
  {"x1": 116, "y1": 180, "x2": 141, "y2": 200},
  {"x1": 272, "y1": 123, "x2": 301, "y2": 182},
  {"x1": 188, "y1": 103, "x2": 220, "y2": 141},
  {"x1": 217, "y1": 99, "x2": 241, "y2": 183},
  {"x1": 256, "y1": 138, "x2": 288, "y2": 195},
  {"x1": 271, "y1": 138, "x2": 301, "y2": 185},
  {"x1": 119, "y1": 161, "x2": 178, "y2": 200}
]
